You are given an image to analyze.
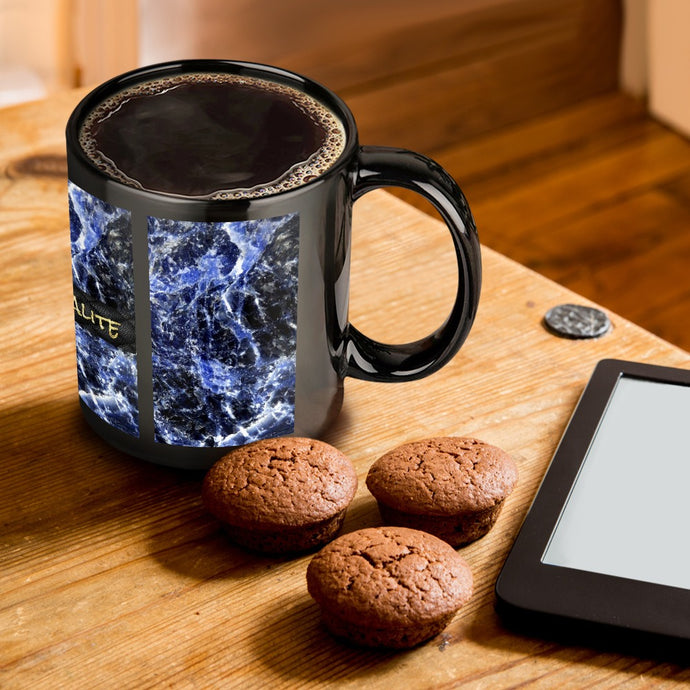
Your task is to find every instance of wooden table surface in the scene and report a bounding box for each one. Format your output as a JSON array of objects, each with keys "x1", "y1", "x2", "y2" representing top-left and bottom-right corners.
[{"x1": 2, "y1": 90, "x2": 690, "y2": 688}]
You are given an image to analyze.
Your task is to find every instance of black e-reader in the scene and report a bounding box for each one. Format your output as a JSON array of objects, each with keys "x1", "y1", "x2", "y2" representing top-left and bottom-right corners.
[{"x1": 496, "y1": 359, "x2": 690, "y2": 659}]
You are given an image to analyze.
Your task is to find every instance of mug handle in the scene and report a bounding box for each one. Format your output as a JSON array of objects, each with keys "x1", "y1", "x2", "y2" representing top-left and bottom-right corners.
[{"x1": 346, "y1": 145, "x2": 481, "y2": 382}]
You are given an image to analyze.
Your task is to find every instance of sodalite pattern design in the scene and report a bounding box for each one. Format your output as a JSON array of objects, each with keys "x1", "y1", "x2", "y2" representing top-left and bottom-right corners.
[
  {"x1": 148, "y1": 214, "x2": 299, "y2": 447},
  {"x1": 69, "y1": 182, "x2": 139, "y2": 436}
]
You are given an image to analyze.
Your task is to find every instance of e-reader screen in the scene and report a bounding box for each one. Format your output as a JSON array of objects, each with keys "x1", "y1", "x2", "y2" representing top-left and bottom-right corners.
[{"x1": 541, "y1": 376, "x2": 690, "y2": 591}]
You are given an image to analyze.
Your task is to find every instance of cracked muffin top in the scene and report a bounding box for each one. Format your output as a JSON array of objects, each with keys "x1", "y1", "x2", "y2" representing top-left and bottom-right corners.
[
  {"x1": 202, "y1": 437, "x2": 358, "y2": 529},
  {"x1": 307, "y1": 526, "x2": 473, "y2": 626},
  {"x1": 366, "y1": 437, "x2": 518, "y2": 515}
]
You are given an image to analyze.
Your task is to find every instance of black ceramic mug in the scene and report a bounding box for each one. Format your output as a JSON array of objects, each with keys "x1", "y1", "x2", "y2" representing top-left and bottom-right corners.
[{"x1": 66, "y1": 60, "x2": 481, "y2": 469}]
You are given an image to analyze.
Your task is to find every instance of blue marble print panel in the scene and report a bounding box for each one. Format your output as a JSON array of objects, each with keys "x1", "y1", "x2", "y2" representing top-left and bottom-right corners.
[
  {"x1": 69, "y1": 183, "x2": 139, "y2": 436},
  {"x1": 74, "y1": 323, "x2": 139, "y2": 435},
  {"x1": 148, "y1": 214, "x2": 299, "y2": 447}
]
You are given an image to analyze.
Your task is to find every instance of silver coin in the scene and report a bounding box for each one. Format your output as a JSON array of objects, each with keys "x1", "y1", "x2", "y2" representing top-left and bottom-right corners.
[{"x1": 543, "y1": 303, "x2": 611, "y2": 339}]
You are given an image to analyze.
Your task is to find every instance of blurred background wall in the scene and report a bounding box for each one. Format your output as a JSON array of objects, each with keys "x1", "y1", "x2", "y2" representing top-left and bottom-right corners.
[{"x1": 0, "y1": 0, "x2": 688, "y2": 143}]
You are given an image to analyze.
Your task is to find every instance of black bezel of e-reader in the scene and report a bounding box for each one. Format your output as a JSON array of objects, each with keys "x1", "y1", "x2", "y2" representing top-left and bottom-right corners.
[{"x1": 495, "y1": 358, "x2": 690, "y2": 660}]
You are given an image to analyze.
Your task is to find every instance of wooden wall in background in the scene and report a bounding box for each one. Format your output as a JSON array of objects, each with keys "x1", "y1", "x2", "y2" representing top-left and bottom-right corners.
[
  {"x1": 2, "y1": 0, "x2": 623, "y2": 156},
  {"x1": 139, "y1": 0, "x2": 622, "y2": 155},
  {"x1": 0, "y1": 0, "x2": 138, "y2": 105},
  {"x1": 72, "y1": 0, "x2": 138, "y2": 88},
  {"x1": 0, "y1": 0, "x2": 74, "y2": 103}
]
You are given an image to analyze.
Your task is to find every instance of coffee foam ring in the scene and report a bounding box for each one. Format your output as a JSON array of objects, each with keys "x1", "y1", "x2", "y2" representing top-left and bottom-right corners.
[{"x1": 79, "y1": 71, "x2": 346, "y2": 200}]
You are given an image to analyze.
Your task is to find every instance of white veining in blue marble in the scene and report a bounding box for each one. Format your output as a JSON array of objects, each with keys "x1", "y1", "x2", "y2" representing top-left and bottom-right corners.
[
  {"x1": 74, "y1": 323, "x2": 139, "y2": 435},
  {"x1": 148, "y1": 213, "x2": 299, "y2": 447},
  {"x1": 69, "y1": 183, "x2": 139, "y2": 436}
]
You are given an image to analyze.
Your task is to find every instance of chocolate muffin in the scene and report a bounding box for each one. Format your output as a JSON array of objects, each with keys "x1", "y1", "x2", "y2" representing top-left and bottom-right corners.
[
  {"x1": 366, "y1": 437, "x2": 518, "y2": 547},
  {"x1": 307, "y1": 526, "x2": 473, "y2": 648},
  {"x1": 202, "y1": 437, "x2": 357, "y2": 554}
]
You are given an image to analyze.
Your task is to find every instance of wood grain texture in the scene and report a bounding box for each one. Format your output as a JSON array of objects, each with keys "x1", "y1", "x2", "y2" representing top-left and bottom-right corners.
[
  {"x1": 2, "y1": 89, "x2": 690, "y2": 688},
  {"x1": 396, "y1": 92, "x2": 690, "y2": 353},
  {"x1": 138, "y1": 0, "x2": 621, "y2": 152}
]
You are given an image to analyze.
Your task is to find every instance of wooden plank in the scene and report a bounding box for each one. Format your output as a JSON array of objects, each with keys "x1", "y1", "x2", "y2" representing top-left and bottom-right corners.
[
  {"x1": 140, "y1": 0, "x2": 616, "y2": 93},
  {"x1": 551, "y1": 191, "x2": 690, "y2": 349},
  {"x1": 138, "y1": 0, "x2": 621, "y2": 151},
  {"x1": 431, "y1": 93, "x2": 651, "y2": 193},
  {"x1": 143, "y1": 0, "x2": 515, "y2": 90},
  {"x1": 72, "y1": 0, "x2": 139, "y2": 87},
  {"x1": 341, "y1": 0, "x2": 620, "y2": 151},
  {"x1": 468, "y1": 128, "x2": 690, "y2": 253},
  {"x1": 392, "y1": 92, "x2": 652, "y2": 212},
  {"x1": 661, "y1": 167, "x2": 690, "y2": 207},
  {"x1": 394, "y1": 93, "x2": 690, "y2": 350}
]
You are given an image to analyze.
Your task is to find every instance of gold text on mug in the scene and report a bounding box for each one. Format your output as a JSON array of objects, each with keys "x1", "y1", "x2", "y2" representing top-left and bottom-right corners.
[{"x1": 73, "y1": 297, "x2": 121, "y2": 339}]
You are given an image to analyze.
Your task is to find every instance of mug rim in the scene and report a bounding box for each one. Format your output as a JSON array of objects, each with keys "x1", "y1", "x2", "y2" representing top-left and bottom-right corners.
[{"x1": 65, "y1": 59, "x2": 360, "y2": 210}]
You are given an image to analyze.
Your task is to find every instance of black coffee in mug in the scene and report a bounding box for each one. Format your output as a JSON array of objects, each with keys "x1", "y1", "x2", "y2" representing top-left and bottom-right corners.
[
  {"x1": 78, "y1": 72, "x2": 346, "y2": 199},
  {"x1": 66, "y1": 60, "x2": 481, "y2": 469}
]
